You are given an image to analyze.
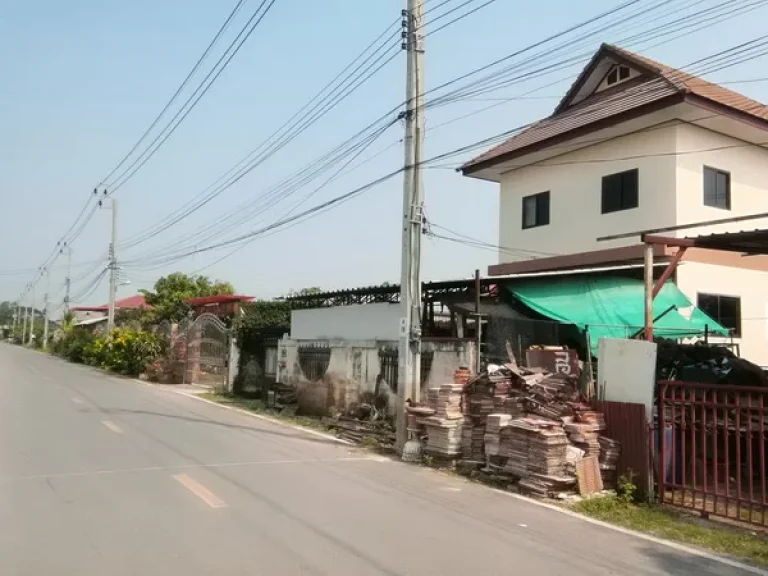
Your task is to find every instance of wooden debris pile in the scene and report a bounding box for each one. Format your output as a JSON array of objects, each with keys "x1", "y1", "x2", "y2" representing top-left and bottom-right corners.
[
  {"x1": 448, "y1": 359, "x2": 622, "y2": 498},
  {"x1": 324, "y1": 416, "x2": 395, "y2": 448}
]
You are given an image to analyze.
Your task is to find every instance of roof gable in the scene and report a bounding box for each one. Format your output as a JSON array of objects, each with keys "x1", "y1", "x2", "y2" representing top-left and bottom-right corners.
[
  {"x1": 554, "y1": 44, "x2": 667, "y2": 114},
  {"x1": 461, "y1": 43, "x2": 768, "y2": 177}
]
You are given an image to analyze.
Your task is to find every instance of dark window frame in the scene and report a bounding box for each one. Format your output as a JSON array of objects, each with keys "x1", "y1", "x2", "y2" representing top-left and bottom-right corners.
[
  {"x1": 703, "y1": 165, "x2": 731, "y2": 210},
  {"x1": 601, "y1": 168, "x2": 639, "y2": 214},
  {"x1": 696, "y1": 292, "x2": 741, "y2": 337},
  {"x1": 521, "y1": 191, "x2": 550, "y2": 230}
]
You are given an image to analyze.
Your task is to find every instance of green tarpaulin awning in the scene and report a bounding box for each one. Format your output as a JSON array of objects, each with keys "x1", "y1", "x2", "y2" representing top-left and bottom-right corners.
[{"x1": 505, "y1": 275, "x2": 727, "y2": 352}]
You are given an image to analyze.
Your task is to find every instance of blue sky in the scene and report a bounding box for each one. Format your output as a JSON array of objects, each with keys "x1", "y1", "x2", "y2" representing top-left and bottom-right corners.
[{"x1": 2, "y1": 0, "x2": 768, "y2": 310}]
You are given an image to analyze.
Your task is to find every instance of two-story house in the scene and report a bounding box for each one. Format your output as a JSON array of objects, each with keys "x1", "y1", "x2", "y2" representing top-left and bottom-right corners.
[{"x1": 461, "y1": 43, "x2": 768, "y2": 365}]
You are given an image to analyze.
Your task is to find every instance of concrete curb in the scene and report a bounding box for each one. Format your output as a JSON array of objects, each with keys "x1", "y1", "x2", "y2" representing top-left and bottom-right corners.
[
  {"x1": 490, "y1": 488, "x2": 768, "y2": 575},
  {"x1": 170, "y1": 390, "x2": 353, "y2": 446}
]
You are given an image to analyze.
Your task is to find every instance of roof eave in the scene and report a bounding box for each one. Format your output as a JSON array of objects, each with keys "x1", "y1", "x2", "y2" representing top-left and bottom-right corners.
[{"x1": 461, "y1": 92, "x2": 685, "y2": 177}]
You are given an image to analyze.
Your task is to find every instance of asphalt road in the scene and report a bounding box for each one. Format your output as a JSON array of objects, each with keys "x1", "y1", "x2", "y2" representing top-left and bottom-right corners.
[{"x1": 0, "y1": 343, "x2": 759, "y2": 575}]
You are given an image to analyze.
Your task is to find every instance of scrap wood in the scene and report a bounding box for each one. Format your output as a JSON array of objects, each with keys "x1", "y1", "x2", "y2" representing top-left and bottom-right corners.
[{"x1": 575, "y1": 456, "x2": 603, "y2": 496}]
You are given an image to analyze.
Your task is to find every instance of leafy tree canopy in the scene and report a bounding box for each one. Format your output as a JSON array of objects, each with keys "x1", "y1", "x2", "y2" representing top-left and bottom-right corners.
[
  {"x1": 0, "y1": 301, "x2": 16, "y2": 325},
  {"x1": 139, "y1": 272, "x2": 234, "y2": 322}
]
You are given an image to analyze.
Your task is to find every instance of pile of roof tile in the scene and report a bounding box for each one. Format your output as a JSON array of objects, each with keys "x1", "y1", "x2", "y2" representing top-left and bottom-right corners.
[
  {"x1": 456, "y1": 359, "x2": 621, "y2": 498},
  {"x1": 435, "y1": 384, "x2": 464, "y2": 419},
  {"x1": 423, "y1": 383, "x2": 465, "y2": 457},
  {"x1": 484, "y1": 413, "x2": 512, "y2": 457},
  {"x1": 424, "y1": 417, "x2": 463, "y2": 456},
  {"x1": 598, "y1": 436, "x2": 621, "y2": 490}
]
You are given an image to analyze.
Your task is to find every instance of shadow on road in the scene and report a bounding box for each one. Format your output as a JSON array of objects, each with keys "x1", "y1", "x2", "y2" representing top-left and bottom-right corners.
[{"x1": 77, "y1": 406, "x2": 343, "y2": 447}]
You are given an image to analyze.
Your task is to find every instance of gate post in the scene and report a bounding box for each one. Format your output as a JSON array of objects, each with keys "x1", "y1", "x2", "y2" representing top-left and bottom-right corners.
[
  {"x1": 227, "y1": 336, "x2": 239, "y2": 394},
  {"x1": 657, "y1": 381, "x2": 667, "y2": 505}
]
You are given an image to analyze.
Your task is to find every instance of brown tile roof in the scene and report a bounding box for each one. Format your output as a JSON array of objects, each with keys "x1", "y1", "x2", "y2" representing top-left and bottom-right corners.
[
  {"x1": 462, "y1": 44, "x2": 768, "y2": 174},
  {"x1": 608, "y1": 44, "x2": 768, "y2": 121}
]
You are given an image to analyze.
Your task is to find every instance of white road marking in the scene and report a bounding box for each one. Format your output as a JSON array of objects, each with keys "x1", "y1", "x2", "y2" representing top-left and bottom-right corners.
[
  {"x1": 0, "y1": 456, "x2": 381, "y2": 483},
  {"x1": 173, "y1": 474, "x2": 227, "y2": 509},
  {"x1": 440, "y1": 487, "x2": 462, "y2": 492},
  {"x1": 101, "y1": 420, "x2": 123, "y2": 434},
  {"x1": 71, "y1": 397, "x2": 83, "y2": 404}
]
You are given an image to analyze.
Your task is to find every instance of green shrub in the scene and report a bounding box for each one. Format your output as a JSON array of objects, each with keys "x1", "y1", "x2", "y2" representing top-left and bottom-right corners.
[
  {"x1": 54, "y1": 328, "x2": 164, "y2": 377},
  {"x1": 54, "y1": 329, "x2": 98, "y2": 363},
  {"x1": 100, "y1": 328, "x2": 165, "y2": 376}
]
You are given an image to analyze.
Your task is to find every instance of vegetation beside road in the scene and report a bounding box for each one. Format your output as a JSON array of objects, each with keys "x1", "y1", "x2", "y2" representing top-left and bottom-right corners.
[
  {"x1": 199, "y1": 392, "x2": 335, "y2": 434},
  {"x1": 572, "y1": 487, "x2": 768, "y2": 567}
]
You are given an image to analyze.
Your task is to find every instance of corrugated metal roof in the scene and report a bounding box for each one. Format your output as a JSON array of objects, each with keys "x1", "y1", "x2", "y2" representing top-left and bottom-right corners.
[{"x1": 462, "y1": 44, "x2": 768, "y2": 173}]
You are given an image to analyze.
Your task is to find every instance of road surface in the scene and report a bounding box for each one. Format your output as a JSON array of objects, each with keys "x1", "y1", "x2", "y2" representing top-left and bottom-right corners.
[{"x1": 0, "y1": 343, "x2": 757, "y2": 575}]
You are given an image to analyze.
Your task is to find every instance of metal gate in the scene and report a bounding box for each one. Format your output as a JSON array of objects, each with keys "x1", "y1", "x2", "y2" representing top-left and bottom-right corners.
[
  {"x1": 186, "y1": 313, "x2": 230, "y2": 390},
  {"x1": 658, "y1": 380, "x2": 768, "y2": 527}
]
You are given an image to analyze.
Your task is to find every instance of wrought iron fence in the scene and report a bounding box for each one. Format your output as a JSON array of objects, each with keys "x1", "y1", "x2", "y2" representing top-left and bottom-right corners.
[
  {"x1": 657, "y1": 380, "x2": 768, "y2": 527},
  {"x1": 421, "y1": 349, "x2": 434, "y2": 387},
  {"x1": 378, "y1": 347, "x2": 398, "y2": 393},
  {"x1": 297, "y1": 344, "x2": 331, "y2": 381}
]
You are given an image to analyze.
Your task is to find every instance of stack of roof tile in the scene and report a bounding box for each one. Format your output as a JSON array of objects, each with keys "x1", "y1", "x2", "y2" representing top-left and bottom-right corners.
[
  {"x1": 503, "y1": 419, "x2": 536, "y2": 477},
  {"x1": 527, "y1": 424, "x2": 569, "y2": 477},
  {"x1": 435, "y1": 384, "x2": 464, "y2": 420},
  {"x1": 426, "y1": 387, "x2": 440, "y2": 412},
  {"x1": 484, "y1": 413, "x2": 511, "y2": 457},
  {"x1": 424, "y1": 417, "x2": 463, "y2": 456},
  {"x1": 598, "y1": 436, "x2": 621, "y2": 490},
  {"x1": 461, "y1": 419, "x2": 485, "y2": 459}
]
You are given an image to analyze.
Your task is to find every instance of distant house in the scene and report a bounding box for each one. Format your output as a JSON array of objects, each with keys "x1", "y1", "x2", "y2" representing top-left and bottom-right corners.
[
  {"x1": 461, "y1": 43, "x2": 768, "y2": 364},
  {"x1": 70, "y1": 294, "x2": 148, "y2": 327},
  {"x1": 184, "y1": 294, "x2": 254, "y2": 319}
]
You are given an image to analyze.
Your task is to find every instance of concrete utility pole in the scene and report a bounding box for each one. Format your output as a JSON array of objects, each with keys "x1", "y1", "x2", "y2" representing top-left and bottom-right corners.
[
  {"x1": 28, "y1": 281, "x2": 36, "y2": 345},
  {"x1": 107, "y1": 196, "x2": 118, "y2": 333},
  {"x1": 61, "y1": 243, "x2": 73, "y2": 313},
  {"x1": 396, "y1": 0, "x2": 425, "y2": 452},
  {"x1": 42, "y1": 267, "x2": 50, "y2": 350},
  {"x1": 21, "y1": 291, "x2": 28, "y2": 343}
]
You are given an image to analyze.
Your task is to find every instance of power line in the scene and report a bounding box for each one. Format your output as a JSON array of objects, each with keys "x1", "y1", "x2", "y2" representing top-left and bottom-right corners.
[
  {"x1": 107, "y1": 0, "x2": 279, "y2": 193},
  {"x1": 118, "y1": 18, "x2": 402, "y2": 250},
  {"x1": 98, "y1": 0, "x2": 248, "y2": 187},
  {"x1": 115, "y1": 1, "x2": 768, "y2": 272}
]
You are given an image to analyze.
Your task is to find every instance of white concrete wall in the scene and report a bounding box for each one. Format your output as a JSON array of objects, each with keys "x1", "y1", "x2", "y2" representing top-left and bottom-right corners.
[
  {"x1": 290, "y1": 304, "x2": 401, "y2": 341},
  {"x1": 676, "y1": 262, "x2": 768, "y2": 367},
  {"x1": 675, "y1": 123, "x2": 768, "y2": 235},
  {"x1": 498, "y1": 119, "x2": 678, "y2": 260}
]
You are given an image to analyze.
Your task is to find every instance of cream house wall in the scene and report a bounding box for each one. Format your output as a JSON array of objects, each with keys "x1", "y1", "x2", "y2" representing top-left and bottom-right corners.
[
  {"x1": 675, "y1": 262, "x2": 768, "y2": 366},
  {"x1": 495, "y1": 118, "x2": 768, "y2": 366},
  {"x1": 674, "y1": 122, "x2": 768, "y2": 235},
  {"x1": 498, "y1": 119, "x2": 678, "y2": 261}
]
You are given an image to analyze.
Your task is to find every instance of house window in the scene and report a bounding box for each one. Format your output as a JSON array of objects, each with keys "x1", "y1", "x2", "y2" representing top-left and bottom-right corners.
[
  {"x1": 703, "y1": 166, "x2": 731, "y2": 209},
  {"x1": 522, "y1": 191, "x2": 550, "y2": 229},
  {"x1": 601, "y1": 168, "x2": 638, "y2": 214},
  {"x1": 606, "y1": 65, "x2": 631, "y2": 86},
  {"x1": 697, "y1": 293, "x2": 741, "y2": 337}
]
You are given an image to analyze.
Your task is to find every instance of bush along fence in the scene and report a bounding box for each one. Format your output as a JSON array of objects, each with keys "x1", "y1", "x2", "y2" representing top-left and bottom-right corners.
[{"x1": 52, "y1": 327, "x2": 165, "y2": 377}]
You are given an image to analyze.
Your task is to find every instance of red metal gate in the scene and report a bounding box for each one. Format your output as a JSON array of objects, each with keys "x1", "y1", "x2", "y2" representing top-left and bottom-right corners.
[{"x1": 657, "y1": 380, "x2": 768, "y2": 526}]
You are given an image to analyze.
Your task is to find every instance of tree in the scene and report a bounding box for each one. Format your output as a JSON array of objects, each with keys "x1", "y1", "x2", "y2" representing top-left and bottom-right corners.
[
  {"x1": 140, "y1": 272, "x2": 234, "y2": 322},
  {"x1": 0, "y1": 301, "x2": 16, "y2": 325}
]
